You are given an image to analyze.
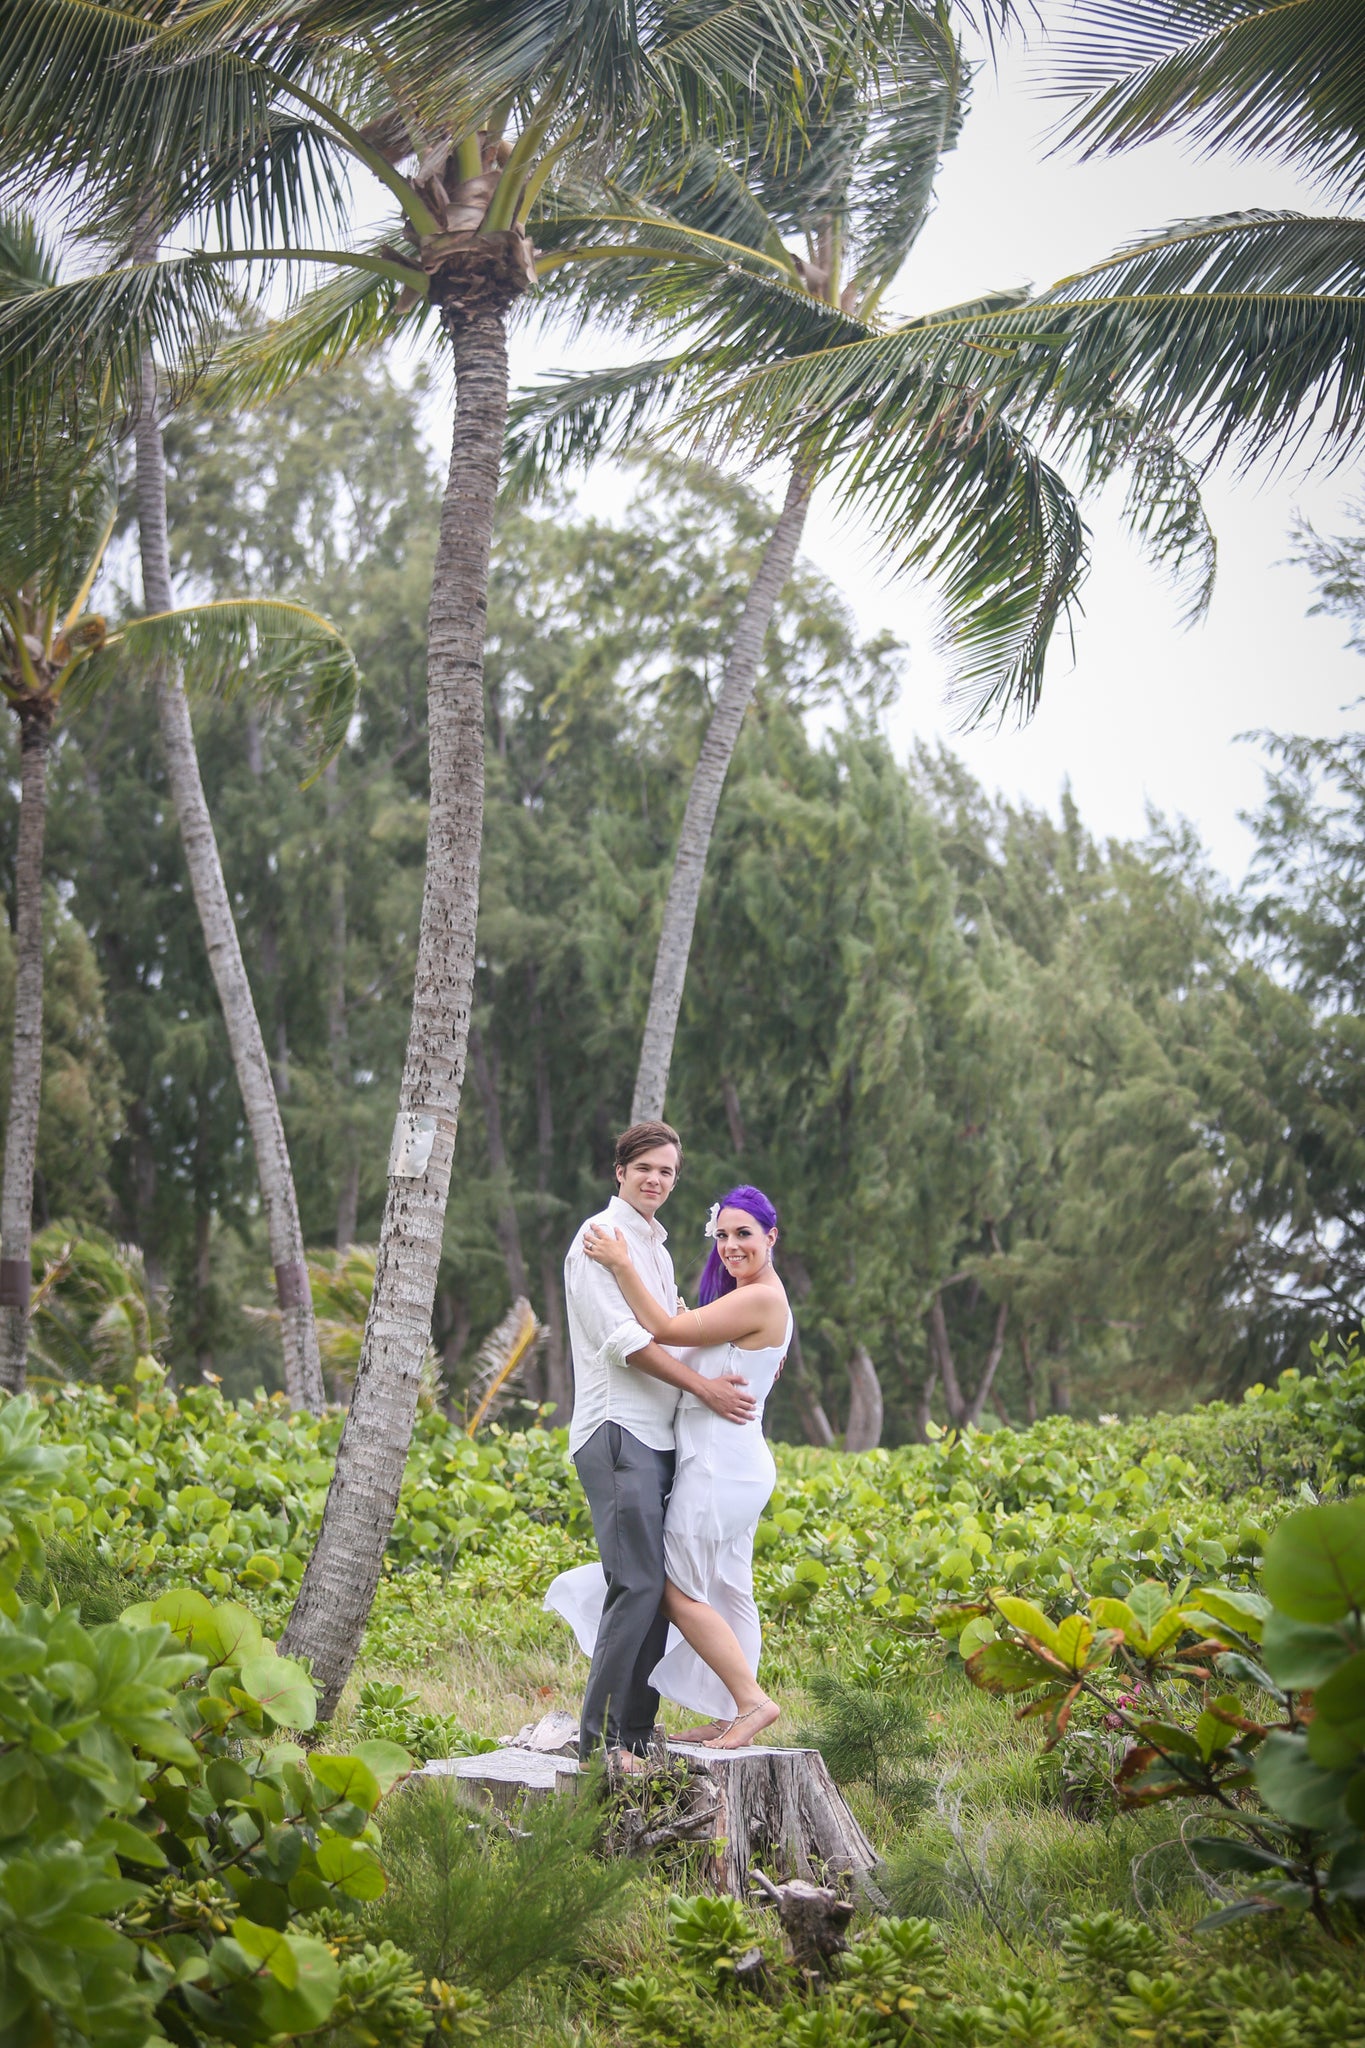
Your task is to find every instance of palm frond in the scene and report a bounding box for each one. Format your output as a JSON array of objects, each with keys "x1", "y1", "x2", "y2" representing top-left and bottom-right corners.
[
  {"x1": 682, "y1": 212, "x2": 1365, "y2": 476},
  {"x1": 199, "y1": 250, "x2": 433, "y2": 408},
  {"x1": 464, "y1": 1297, "x2": 543, "y2": 1434},
  {"x1": 836, "y1": 386, "x2": 1089, "y2": 723},
  {"x1": 1050, "y1": 0, "x2": 1365, "y2": 207},
  {"x1": 503, "y1": 356, "x2": 685, "y2": 499},
  {"x1": 0, "y1": 419, "x2": 118, "y2": 619},
  {"x1": 0, "y1": 0, "x2": 351, "y2": 251},
  {"x1": 0, "y1": 211, "x2": 61, "y2": 297},
  {"x1": 84, "y1": 597, "x2": 360, "y2": 760},
  {"x1": 0, "y1": 252, "x2": 244, "y2": 463},
  {"x1": 846, "y1": 0, "x2": 970, "y2": 297},
  {"x1": 1079, "y1": 407, "x2": 1217, "y2": 627}
]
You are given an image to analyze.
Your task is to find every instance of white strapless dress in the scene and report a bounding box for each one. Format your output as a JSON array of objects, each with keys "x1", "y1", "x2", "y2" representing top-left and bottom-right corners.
[{"x1": 544, "y1": 1313, "x2": 792, "y2": 1721}]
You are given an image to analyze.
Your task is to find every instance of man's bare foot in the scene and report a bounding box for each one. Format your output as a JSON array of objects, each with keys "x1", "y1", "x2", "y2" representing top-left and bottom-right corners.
[
  {"x1": 705, "y1": 1698, "x2": 780, "y2": 1750},
  {"x1": 671, "y1": 1721, "x2": 727, "y2": 1744},
  {"x1": 607, "y1": 1747, "x2": 652, "y2": 1775}
]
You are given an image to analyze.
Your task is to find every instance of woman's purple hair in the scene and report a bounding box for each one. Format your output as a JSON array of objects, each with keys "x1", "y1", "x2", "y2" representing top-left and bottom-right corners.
[{"x1": 698, "y1": 1185, "x2": 779, "y2": 1304}]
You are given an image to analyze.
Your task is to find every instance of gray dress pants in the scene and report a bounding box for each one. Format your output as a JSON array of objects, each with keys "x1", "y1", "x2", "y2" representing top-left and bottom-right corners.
[{"x1": 573, "y1": 1421, "x2": 675, "y2": 1759}]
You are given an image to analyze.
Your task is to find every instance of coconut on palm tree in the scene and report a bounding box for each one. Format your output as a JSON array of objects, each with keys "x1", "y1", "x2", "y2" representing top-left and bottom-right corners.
[
  {"x1": 0, "y1": 211, "x2": 360, "y2": 1394},
  {"x1": 508, "y1": 1, "x2": 1216, "y2": 1125}
]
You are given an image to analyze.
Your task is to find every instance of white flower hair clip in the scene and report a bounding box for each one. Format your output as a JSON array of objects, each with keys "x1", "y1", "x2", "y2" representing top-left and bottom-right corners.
[{"x1": 703, "y1": 1202, "x2": 721, "y2": 1239}]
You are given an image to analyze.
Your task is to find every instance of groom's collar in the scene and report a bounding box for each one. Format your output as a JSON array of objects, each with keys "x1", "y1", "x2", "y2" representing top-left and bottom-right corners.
[{"x1": 607, "y1": 1192, "x2": 668, "y2": 1244}]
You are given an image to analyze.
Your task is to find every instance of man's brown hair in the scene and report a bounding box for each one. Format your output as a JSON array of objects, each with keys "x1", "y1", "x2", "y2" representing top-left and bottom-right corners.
[{"x1": 614, "y1": 1120, "x2": 683, "y2": 1177}]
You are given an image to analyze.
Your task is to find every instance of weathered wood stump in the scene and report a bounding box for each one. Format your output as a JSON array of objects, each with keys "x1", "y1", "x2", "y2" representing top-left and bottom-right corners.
[
  {"x1": 420, "y1": 1746, "x2": 581, "y2": 1813},
  {"x1": 659, "y1": 1741, "x2": 877, "y2": 1899},
  {"x1": 419, "y1": 1718, "x2": 878, "y2": 1900}
]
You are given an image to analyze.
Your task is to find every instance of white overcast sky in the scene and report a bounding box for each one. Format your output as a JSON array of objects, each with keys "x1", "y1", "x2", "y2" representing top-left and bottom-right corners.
[{"x1": 505, "y1": 10, "x2": 1365, "y2": 885}]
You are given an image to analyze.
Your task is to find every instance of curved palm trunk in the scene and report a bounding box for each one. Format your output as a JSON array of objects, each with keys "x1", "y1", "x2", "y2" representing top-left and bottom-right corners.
[
  {"x1": 134, "y1": 359, "x2": 325, "y2": 1415},
  {"x1": 631, "y1": 463, "x2": 811, "y2": 1122},
  {"x1": 0, "y1": 718, "x2": 50, "y2": 1391},
  {"x1": 281, "y1": 308, "x2": 506, "y2": 1714}
]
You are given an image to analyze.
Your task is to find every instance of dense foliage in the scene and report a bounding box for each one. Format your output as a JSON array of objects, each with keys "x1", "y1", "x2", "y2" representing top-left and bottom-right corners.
[
  {"x1": 5, "y1": 1334, "x2": 1365, "y2": 2043},
  {"x1": 4, "y1": 365, "x2": 1363, "y2": 1439}
]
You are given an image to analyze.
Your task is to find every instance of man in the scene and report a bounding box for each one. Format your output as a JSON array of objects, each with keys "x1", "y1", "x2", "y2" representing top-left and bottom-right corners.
[{"x1": 564, "y1": 1119, "x2": 756, "y2": 1765}]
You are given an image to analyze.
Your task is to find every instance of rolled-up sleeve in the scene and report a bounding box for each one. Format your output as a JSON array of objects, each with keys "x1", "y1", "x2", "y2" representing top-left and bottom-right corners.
[{"x1": 565, "y1": 1245, "x2": 654, "y2": 1369}]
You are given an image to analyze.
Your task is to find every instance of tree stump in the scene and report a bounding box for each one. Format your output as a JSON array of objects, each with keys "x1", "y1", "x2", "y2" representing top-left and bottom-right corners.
[
  {"x1": 420, "y1": 1746, "x2": 581, "y2": 1813},
  {"x1": 660, "y1": 1741, "x2": 878, "y2": 1899},
  {"x1": 418, "y1": 1717, "x2": 878, "y2": 1900}
]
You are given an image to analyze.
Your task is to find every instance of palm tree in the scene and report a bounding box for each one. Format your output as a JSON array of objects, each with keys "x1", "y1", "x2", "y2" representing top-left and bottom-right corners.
[
  {"x1": 0, "y1": 0, "x2": 868, "y2": 1709},
  {"x1": 643, "y1": 1, "x2": 1365, "y2": 570},
  {"x1": 0, "y1": 213, "x2": 359, "y2": 1394},
  {"x1": 509, "y1": 6, "x2": 1216, "y2": 1121}
]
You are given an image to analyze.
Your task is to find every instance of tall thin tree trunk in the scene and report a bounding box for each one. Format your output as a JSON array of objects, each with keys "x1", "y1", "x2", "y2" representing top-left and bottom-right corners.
[
  {"x1": 913, "y1": 1366, "x2": 938, "y2": 1443},
  {"x1": 964, "y1": 1301, "x2": 1010, "y2": 1428},
  {"x1": 135, "y1": 355, "x2": 324, "y2": 1415},
  {"x1": 281, "y1": 307, "x2": 506, "y2": 1714},
  {"x1": 528, "y1": 968, "x2": 570, "y2": 1423},
  {"x1": 929, "y1": 1291, "x2": 968, "y2": 1427},
  {"x1": 844, "y1": 1343, "x2": 884, "y2": 1453},
  {"x1": 1020, "y1": 1327, "x2": 1038, "y2": 1425},
  {"x1": 325, "y1": 760, "x2": 359, "y2": 1248},
  {"x1": 0, "y1": 718, "x2": 50, "y2": 1390},
  {"x1": 631, "y1": 463, "x2": 811, "y2": 1121},
  {"x1": 468, "y1": 1020, "x2": 529, "y2": 1301},
  {"x1": 786, "y1": 1322, "x2": 835, "y2": 1449}
]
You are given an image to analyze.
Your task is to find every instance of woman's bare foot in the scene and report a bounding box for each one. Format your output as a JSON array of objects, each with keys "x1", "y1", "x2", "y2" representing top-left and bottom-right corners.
[
  {"x1": 705, "y1": 1698, "x2": 780, "y2": 1750},
  {"x1": 671, "y1": 1721, "x2": 727, "y2": 1744}
]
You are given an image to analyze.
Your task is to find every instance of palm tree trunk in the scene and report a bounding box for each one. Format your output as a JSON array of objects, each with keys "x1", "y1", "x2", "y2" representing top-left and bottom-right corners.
[
  {"x1": 929, "y1": 1291, "x2": 968, "y2": 1427},
  {"x1": 631, "y1": 462, "x2": 811, "y2": 1121},
  {"x1": 325, "y1": 759, "x2": 360, "y2": 1247},
  {"x1": 134, "y1": 355, "x2": 324, "y2": 1416},
  {"x1": 281, "y1": 307, "x2": 505, "y2": 1715},
  {"x1": 0, "y1": 717, "x2": 50, "y2": 1391}
]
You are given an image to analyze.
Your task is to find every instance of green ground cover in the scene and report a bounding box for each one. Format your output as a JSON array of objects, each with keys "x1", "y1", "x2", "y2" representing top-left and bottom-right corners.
[{"x1": 5, "y1": 1340, "x2": 1365, "y2": 2044}]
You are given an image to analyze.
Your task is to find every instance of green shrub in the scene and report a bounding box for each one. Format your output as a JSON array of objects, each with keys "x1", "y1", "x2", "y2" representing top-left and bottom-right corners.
[
  {"x1": 375, "y1": 1774, "x2": 635, "y2": 1998},
  {"x1": 352, "y1": 1679, "x2": 499, "y2": 1762},
  {"x1": 799, "y1": 1671, "x2": 933, "y2": 1818},
  {"x1": 0, "y1": 1393, "x2": 434, "y2": 2047}
]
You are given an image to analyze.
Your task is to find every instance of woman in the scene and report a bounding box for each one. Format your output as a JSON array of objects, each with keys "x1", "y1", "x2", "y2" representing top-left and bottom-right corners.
[{"x1": 545, "y1": 1185, "x2": 791, "y2": 1750}]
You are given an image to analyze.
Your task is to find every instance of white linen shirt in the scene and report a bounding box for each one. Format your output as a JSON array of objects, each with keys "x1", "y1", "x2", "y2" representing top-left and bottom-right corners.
[{"x1": 564, "y1": 1194, "x2": 681, "y2": 1458}]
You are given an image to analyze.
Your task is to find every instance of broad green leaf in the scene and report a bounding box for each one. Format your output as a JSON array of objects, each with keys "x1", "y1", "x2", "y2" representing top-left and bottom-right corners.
[
  {"x1": 1126, "y1": 1582, "x2": 1176, "y2": 1637},
  {"x1": 1089, "y1": 1597, "x2": 1137, "y2": 1637},
  {"x1": 991, "y1": 1596, "x2": 1059, "y2": 1652},
  {"x1": 238, "y1": 1654, "x2": 317, "y2": 1731},
  {"x1": 1313, "y1": 1648, "x2": 1365, "y2": 1724},
  {"x1": 1135, "y1": 1719, "x2": 1201, "y2": 1758},
  {"x1": 1194, "y1": 1698, "x2": 1240, "y2": 1762},
  {"x1": 1261, "y1": 1611, "x2": 1355, "y2": 1691},
  {"x1": 1052, "y1": 1614, "x2": 1094, "y2": 1672},
  {"x1": 965, "y1": 1640, "x2": 1058, "y2": 1694},
  {"x1": 957, "y1": 1616, "x2": 995, "y2": 1658},
  {"x1": 150, "y1": 1588, "x2": 218, "y2": 1646},
  {"x1": 309, "y1": 1753, "x2": 381, "y2": 1813},
  {"x1": 1190, "y1": 1587, "x2": 1269, "y2": 1637},
  {"x1": 1306, "y1": 1713, "x2": 1365, "y2": 1770},
  {"x1": 208, "y1": 1603, "x2": 264, "y2": 1667},
  {"x1": 1190, "y1": 1834, "x2": 1293, "y2": 1876},
  {"x1": 233, "y1": 1915, "x2": 298, "y2": 1988},
  {"x1": 1261, "y1": 1500, "x2": 1365, "y2": 1623},
  {"x1": 1254, "y1": 1731, "x2": 1353, "y2": 1830},
  {"x1": 314, "y1": 1831, "x2": 387, "y2": 1900},
  {"x1": 255, "y1": 1936, "x2": 340, "y2": 2032},
  {"x1": 349, "y1": 1740, "x2": 415, "y2": 1795}
]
